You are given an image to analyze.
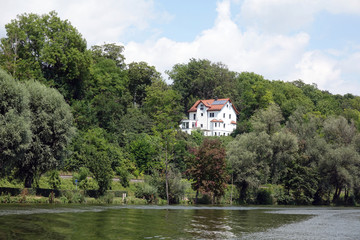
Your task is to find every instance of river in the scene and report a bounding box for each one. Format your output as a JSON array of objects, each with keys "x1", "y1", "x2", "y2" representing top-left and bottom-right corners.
[{"x1": 0, "y1": 205, "x2": 359, "y2": 239}]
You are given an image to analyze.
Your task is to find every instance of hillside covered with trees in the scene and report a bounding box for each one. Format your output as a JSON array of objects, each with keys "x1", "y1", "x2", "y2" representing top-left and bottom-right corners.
[{"x1": 1, "y1": 11, "x2": 360, "y2": 205}]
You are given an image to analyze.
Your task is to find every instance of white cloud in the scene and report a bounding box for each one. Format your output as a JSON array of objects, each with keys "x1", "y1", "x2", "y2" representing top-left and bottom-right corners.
[
  {"x1": 237, "y1": 0, "x2": 360, "y2": 34},
  {"x1": 0, "y1": 0, "x2": 169, "y2": 46},
  {"x1": 1, "y1": 0, "x2": 359, "y2": 95},
  {"x1": 125, "y1": 0, "x2": 310, "y2": 81}
]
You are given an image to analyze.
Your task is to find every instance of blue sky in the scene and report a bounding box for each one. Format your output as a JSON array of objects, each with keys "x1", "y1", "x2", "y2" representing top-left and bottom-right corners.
[{"x1": 1, "y1": 0, "x2": 360, "y2": 95}]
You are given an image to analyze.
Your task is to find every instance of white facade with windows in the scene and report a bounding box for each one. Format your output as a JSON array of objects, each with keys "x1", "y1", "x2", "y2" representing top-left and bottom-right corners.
[{"x1": 180, "y1": 98, "x2": 238, "y2": 136}]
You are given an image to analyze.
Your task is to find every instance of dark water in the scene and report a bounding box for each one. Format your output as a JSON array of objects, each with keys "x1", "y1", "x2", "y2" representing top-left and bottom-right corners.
[{"x1": 0, "y1": 205, "x2": 359, "y2": 239}]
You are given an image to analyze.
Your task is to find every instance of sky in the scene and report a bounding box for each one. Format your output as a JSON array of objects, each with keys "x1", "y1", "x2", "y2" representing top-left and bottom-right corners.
[{"x1": 1, "y1": 0, "x2": 360, "y2": 95}]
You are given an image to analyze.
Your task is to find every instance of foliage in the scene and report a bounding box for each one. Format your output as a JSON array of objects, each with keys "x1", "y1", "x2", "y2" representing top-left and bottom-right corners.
[
  {"x1": 187, "y1": 138, "x2": 228, "y2": 203},
  {"x1": 227, "y1": 132, "x2": 271, "y2": 202},
  {"x1": 0, "y1": 11, "x2": 91, "y2": 100},
  {"x1": 128, "y1": 134, "x2": 160, "y2": 175},
  {"x1": 250, "y1": 103, "x2": 284, "y2": 135},
  {"x1": 71, "y1": 128, "x2": 114, "y2": 195},
  {"x1": 128, "y1": 61, "x2": 160, "y2": 106},
  {"x1": 48, "y1": 170, "x2": 61, "y2": 190},
  {"x1": 0, "y1": 69, "x2": 31, "y2": 176},
  {"x1": 134, "y1": 182, "x2": 158, "y2": 203},
  {"x1": 18, "y1": 80, "x2": 75, "y2": 187},
  {"x1": 169, "y1": 58, "x2": 237, "y2": 114},
  {"x1": 148, "y1": 168, "x2": 190, "y2": 204}
]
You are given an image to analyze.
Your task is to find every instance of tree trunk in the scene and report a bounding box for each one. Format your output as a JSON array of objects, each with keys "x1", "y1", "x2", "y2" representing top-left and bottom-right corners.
[
  {"x1": 24, "y1": 174, "x2": 33, "y2": 188},
  {"x1": 165, "y1": 150, "x2": 170, "y2": 205},
  {"x1": 195, "y1": 190, "x2": 199, "y2": 204},
  {"x1": 230, "y1": 172, "x2": 233, "y2": 205}
]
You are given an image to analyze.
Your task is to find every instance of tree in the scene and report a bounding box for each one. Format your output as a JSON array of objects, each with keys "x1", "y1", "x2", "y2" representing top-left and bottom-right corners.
[
  {"x1": 72, "y1": 128, "x2": 114, "y2": 195},
  {"x1": 187, "y1": 138, "x2": 228, "y2": 203},
  {"x1": 143, "y1": 79, "x2": 183, "y2": 204},
  {"x1": 250, "y1": 103, "x2": 284, "y2": 135},
  {"x1": 168, "y1": 58, "x2": 237, "y2": 114},
  {"x1": 323, "y1": 116, "x2": 357, "y2": 146},
  {"x1": 227, "y1": 132, "x2": 272, "y2": 202},
  {"x1": 17, "y1": 80, "x2": 75, "y2": 187},
  {"x1": 91, "y1": 43, "x2": 125, "y2": 68},
  {"x1": 0, "y1": 11, "x2": 91, "y2": 100},
  {"x1": 320, "y1": 146, "x2": 360, "y2": 203},
  {"x1": 128, "y1": 134, "x2": 160, "y2": 175},
  {"x1": 0, "y1": 69, "x2": 31, "y2": 176},
  {"x1": 128, "y1": 61, "x2": 160, "y2": 107},
  {"x1": 269, "y1": 130, "x2": 299, "y2": 184}
]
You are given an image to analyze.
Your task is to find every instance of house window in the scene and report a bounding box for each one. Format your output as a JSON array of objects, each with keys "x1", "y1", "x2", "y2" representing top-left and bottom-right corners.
[
  {"x1": 200, "y1": 124, "x2": 203, "y2": 128},
  {"x1": 192, "y1": 122, "x2": 195, "y2": 128},
  {"x1": 224, "y1": 124, "x2": 225, "y2": 128},
  {"x1": 201, "y1": 113, "x2": 203, "y2": 117},
  {"x1": 210, "y1": 113, "x2": 214, "y2": 117},
  {"x1": 229, "y1": 114, "x2": 231, "y2": 119},
  {"x1": 215, "y1": 123, "x2": 217, "y2": 127},
  {"x1": 200, "y1": 104, "x2": 204, "y2": 110},
  {"x1": 214, "y1": 132, "x2": 217, "y2": 136},
  {"x1": 223, "y1": 113, "x2": 225, "y2": 118},
  {"x1": 193, "y1": 114, "x2": 196, "y2": 120}
]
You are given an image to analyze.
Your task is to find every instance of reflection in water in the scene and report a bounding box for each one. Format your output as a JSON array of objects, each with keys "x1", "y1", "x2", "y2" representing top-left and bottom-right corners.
[{"x1": 0, "y1": 205, "x2": 359, "y2": 239}]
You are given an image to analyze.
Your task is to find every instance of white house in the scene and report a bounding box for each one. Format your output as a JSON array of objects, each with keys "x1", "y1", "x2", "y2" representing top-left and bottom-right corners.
[{"x1": 180, "y1": 98, "x2": 238, "y2": 136}]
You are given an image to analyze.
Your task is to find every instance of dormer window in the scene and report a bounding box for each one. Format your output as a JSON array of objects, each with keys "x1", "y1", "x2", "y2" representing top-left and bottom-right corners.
[{"x1": 200, "y1": 104, "x2": 204, "y2": 110}]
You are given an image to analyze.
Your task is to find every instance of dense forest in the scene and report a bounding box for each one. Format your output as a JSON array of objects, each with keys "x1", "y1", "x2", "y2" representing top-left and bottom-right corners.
[{"x1": 1, "y1": 11, "x2": 360, "y2": 205}]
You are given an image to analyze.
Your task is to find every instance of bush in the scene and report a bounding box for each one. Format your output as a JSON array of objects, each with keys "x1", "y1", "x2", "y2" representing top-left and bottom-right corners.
[
  {"x1": 0, "y1": 193, "x2": 11, "y2": 203},
  {"x1": 61, "y1": 190, "x2": 85, "y2": 203},
  {"x1": 48, "y1": 170, "x2": 61, "y2": 190},
  {"x1": 135, "y1": 183, "x2": 157, "y2": 203},
  {"x1": 59, "y1": 196, "x2": 69, "y2": 204},
  {"x1": 125, "y1": 196, "x2": 147, "y2": 205},
  {"x1": 256, "y1": 189, "x2": 273, "y2": 205},
  {"x1": 272, "y1": 186, "x2": 293, "y2": 205},
  {"x1": 99, "y1": 192, "x2": 115, "y2": 204}
]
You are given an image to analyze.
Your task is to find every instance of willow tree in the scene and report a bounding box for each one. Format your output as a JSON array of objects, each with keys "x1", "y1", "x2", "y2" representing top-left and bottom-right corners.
[
  {"x1": 0, "y1": 69, "x2": 31, "y2": 176},
  {"x1": 19, "y1": 80, "x2": 75, "y2": 187}
]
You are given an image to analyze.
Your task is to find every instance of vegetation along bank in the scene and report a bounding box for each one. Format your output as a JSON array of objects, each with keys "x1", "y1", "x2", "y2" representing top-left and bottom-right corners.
[{"x1": 1, "y1": 11, "x2": 360, "y2": 206}]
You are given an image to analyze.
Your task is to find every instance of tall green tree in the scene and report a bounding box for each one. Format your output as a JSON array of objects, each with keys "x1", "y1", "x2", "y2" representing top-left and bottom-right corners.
[
  {"x1": 128, "y1": 61, "x2": 160, "y2": 107},
  {"x1": 91, "y1": 43, "x2": 125, "y2": 68},
  {"x1": 168, "y1": 58, "x2": 237, "y2": 113},
  {"x1": 0, "y1": 11, "x2": 91, "y2": 100},
  {"x1": 0, "y1": 69, "x2": 31, "y2": 176},
  {"x1": 143, "y1": 79, "x2": 183, "y2": 204},
  {"x1": 19, "y1": 80, "x2": 75, "y2": 187},
  {"x1": 250, "y1": 103, "x2": 284, "y2": 135},
  {"x1": 227, "y1": 132, "x2": 272, "y2": 202}
]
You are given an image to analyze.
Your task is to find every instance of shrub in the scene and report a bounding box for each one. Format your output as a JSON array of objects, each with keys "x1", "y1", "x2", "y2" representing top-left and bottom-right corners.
[
  {"x1": 256, "y1": 189, "x2": 273, "y2": 205},
  {"x1": 135, "y1": 183, "x2": 157, "y2": 203},
  {"x1": 99, "y1": 192, "x2": 115, "y2": 204},
  {"x1": 59, "y1": 196, "x2": 69, "y2": 204},
  {"x1": 48, "y1": 170, "x2": 61, "y2": 190}
]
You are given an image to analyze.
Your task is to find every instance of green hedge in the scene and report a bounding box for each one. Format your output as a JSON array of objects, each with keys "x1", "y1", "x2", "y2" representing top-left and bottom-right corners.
[{"x1": 0, "y1": 187, "x2": 127, "y2": 198}]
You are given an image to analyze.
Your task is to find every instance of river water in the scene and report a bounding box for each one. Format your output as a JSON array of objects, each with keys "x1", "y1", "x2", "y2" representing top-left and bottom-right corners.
[{"x1": 0, "y1": 205, "x2": 359, "y2": 239}]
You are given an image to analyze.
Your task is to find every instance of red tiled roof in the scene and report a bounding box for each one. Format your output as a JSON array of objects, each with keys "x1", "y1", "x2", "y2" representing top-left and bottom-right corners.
[
  {"x1": 210, "y1": 119, "x2": 224, "y2": 123},
  {"x1": 231, "y1": 121, "x2": 237, "y2": 124},
  {"x1": 188, "y1": 98, "x2": 239, "y2": 114}
]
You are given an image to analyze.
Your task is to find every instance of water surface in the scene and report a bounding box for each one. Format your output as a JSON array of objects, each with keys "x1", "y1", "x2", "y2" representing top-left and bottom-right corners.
[{"x1": 0, "y1": 205, "x2": 358, "y2": 239}]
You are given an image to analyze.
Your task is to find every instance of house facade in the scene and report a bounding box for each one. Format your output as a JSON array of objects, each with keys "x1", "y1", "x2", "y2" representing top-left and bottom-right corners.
[{"x1": 180, "y1": 98, "x2": 238, "y2": 136}]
